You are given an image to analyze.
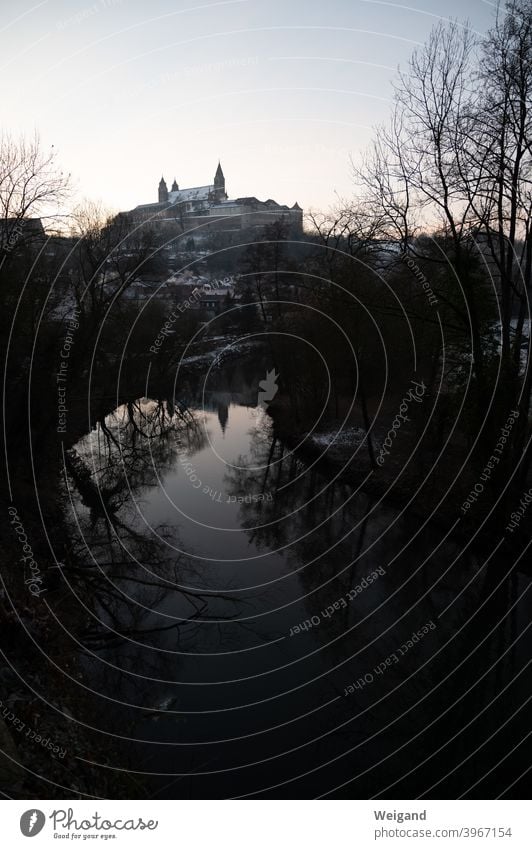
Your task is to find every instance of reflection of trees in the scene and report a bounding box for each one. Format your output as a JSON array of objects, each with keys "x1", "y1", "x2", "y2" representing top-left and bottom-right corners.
[
  {"x1": 223, "y1": 414, "x2": 373, "y2": 626},
  {"x1": 82, "y1": 398, "x2": 205, "y2": 520},
  {"x1": 228, "y1": 420, "x2": 516, "y2": 798},
  {"x1": 60, "y1": 399, "x2": 238, "y2": 653}
]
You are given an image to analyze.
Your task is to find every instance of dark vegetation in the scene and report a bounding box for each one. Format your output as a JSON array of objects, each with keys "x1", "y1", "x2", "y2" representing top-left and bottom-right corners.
[{"x1": 1, "y1": 0, "x2": 531, "y2": 796}]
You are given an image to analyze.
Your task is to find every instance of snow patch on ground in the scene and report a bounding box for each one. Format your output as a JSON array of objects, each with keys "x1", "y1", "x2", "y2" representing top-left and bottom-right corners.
[
  {"x1": 309, "y1": 426, "x2": 366, "y2": 448},
  {"x1": 180, "y1": 338, "x2": 262, "y2": 367}
]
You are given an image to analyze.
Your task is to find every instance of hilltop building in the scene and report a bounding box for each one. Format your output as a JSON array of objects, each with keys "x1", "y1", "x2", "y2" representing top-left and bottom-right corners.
[{"x1": 126, "y1": 163, "x2": 303, "y2": 240}]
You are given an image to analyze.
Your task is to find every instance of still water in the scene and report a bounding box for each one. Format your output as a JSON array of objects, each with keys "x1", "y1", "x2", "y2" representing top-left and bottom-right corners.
[{"x1": 66, "y1": 364, "x2": 532, "y2": 798}]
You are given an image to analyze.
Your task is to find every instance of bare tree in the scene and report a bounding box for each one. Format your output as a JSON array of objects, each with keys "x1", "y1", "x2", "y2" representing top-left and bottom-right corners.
[
  {"x1": 350, "y1": 0, "x2": 532, "y2": 497},
  {"x1": 469, "y1": 2, "x2": 532, "y2": 374},
  {"x1": 70, "y1": 202, "x2": 153, "y2": 320},
  {"x1": 356, "y1": 23, "x2": 486, "y2": 373},
  {"x1": 0, "y1": 131, "x2": 70, "y2": 259}
]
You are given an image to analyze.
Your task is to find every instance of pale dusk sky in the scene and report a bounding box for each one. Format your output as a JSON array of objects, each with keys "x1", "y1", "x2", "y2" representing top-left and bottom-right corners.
[{"x1": 2, "y1": 0, "x2": 495, "y2": 215}]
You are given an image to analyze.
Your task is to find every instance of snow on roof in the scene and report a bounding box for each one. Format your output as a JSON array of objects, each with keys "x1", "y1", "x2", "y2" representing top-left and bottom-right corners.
[
  {"x1": 200, "y1": 290, "x2": 228, "y2": 299},
  {"x1": 168, "y1": 185, "x2": 213, "y2": 203}
]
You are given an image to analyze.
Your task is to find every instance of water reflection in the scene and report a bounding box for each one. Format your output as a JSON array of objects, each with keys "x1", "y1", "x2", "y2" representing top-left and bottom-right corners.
[{"x1": 63, "y1": 368, "x2": 532, "y2": 799}]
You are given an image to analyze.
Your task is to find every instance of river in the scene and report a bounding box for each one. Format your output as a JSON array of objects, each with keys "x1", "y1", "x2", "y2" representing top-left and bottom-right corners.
[{"x1": 64, "y1": 360, "x2": 532, "y2": 799}]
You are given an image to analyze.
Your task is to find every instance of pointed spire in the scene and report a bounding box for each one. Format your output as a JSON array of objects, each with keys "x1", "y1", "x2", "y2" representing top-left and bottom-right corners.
[
  {"x1": 217, "y1": 401, "x2": 229, "y2": 434},
  {"x1": 213, "y1": 161, "x2": 226, "y2": 202},
  {"x1": 158, "y1": 176, "x2": 168, "y2": 203}
]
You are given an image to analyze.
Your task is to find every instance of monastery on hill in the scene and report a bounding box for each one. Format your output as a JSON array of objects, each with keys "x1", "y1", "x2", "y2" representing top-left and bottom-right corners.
[{"x1": 126, "y1": 162, "x2": 303, "y2": 239}]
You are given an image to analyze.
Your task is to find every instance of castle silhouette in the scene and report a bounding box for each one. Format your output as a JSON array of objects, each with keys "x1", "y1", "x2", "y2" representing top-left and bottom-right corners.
[{"x1": 126, "y1": 162, "x2": 302, "y2": 240}]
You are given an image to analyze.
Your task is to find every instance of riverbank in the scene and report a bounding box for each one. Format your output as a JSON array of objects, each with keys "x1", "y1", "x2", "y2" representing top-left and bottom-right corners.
[
  {"x1": 267, "y1": 394, "x2": 528, "y2": 565},
  {"x1": 0, "y1": 332, "x2": 271, "y2": 797}
]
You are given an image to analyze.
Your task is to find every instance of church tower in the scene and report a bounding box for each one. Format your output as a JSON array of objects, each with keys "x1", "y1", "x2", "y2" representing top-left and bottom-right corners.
[
  {"x1": 171, "y1": 178, "x2": 179, "y2": 192},
  {"x1": 213, "y1": 162, "x2": 227, "y2": 202},
  {"x1": 158, "y1": 176, "x2": 168, "y2": 203}
]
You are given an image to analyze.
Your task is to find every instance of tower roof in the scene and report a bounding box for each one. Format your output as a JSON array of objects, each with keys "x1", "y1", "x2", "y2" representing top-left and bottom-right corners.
[
  {"x1": 215, "y1": 161, "x2": 224, "y2": 180},
  {"x1": 159, "y1": 175, "x2": 167, "y2": 186}
]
